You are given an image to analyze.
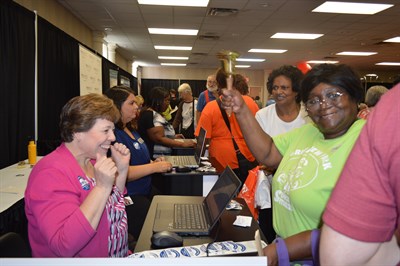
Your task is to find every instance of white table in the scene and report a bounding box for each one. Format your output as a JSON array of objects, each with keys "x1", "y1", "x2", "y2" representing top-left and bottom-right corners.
[{"x1": 0, "y1": 158, "x2": 42, "y2": 213}]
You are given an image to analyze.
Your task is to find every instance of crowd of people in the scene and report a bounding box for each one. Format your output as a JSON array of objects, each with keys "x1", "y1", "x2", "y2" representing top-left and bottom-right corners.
[{"x1": 24, "y1": 64, "x2": 399, "y2": 263}]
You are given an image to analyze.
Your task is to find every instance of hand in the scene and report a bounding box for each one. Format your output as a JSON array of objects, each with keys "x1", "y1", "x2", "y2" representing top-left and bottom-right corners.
[
  {"x1": 221, "y1": 87, "x2": 245, "y2": 114},
  {"x1": 154, "y1": 157, "x2": 166, "y2": 162},
  {"x1": 175, "y1": 134, "x2": 185, "y2": 139},
  {"x1": 263, "y1": 244, "x2": 278, "y2": 266},
  {"x1": 154, "y1": 161, "x2": 172, "y2": 173},
  {"x1": 94, "y1": 153, "x2": 117, "y2": 190},
  {"x1": 182, "y1": 139, "x2": 196, "y2": 148},
  {"x1": 110, "y1": 142, "x2": 130, "y2": 187}
]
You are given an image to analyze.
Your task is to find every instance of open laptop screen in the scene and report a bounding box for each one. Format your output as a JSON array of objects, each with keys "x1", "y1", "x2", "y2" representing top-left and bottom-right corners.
[
  {"x1": 203, "y1": 166, "x2": 242, "y2": 228},
  {"x1": 195, "y1": 127, "x2": 207, "y2": 163}
]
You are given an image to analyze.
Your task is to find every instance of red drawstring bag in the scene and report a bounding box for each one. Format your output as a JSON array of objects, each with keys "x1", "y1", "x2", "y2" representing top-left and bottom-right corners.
[{"x1": 238, "y1": 165, "x2": 259, "y2": 220}]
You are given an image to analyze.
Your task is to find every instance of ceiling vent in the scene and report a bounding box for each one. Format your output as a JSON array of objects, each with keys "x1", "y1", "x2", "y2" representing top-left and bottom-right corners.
[
  {"x1": 188, "y1": 62, "x2": 199, "y2": 65},
  {"x1": 198, "y1": 35, "x2": 220, "y2": 41},
  {"x1": 191, "y1": 52, "x2": 208, "y2": 56},
  {"x1": 207, "y1": 8, "x2": 238, "y2": 17}
]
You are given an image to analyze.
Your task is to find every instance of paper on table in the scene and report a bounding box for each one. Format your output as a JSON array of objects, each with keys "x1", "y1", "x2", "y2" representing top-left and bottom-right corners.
[{"x1": 233, "y1": 215, "x2": 252, "y2": 227}]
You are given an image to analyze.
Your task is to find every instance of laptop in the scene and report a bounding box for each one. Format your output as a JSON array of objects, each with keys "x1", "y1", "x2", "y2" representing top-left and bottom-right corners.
[
  {"x1": 164, "y1": 127, "x2": 207, "y2": 168},
  {"x1": 152, "y1": 166, "x2": 242, "y2": 236}
]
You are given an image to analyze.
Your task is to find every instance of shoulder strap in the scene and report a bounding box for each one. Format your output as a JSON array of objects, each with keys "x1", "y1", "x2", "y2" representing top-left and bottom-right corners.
[
  {"x1": 217, "y1": 99, "x2": 240, "y2": 152},
  {"x1": 205, "y1": 90, "x2": 210, "y2": 103}
]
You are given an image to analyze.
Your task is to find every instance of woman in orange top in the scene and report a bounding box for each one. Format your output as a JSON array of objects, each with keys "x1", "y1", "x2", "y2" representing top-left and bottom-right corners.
[{"x1": 195, "y1": 70, "x2": 259, "y2": 183}]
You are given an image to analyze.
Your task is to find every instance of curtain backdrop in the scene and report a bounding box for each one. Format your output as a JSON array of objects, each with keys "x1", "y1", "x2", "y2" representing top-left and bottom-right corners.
[
  {"x1": 0, "y1": 0, "x2": 35, "y2": 168},
  {"x1": 36, "y1": 17, "x2": 80, "y2": 155}
]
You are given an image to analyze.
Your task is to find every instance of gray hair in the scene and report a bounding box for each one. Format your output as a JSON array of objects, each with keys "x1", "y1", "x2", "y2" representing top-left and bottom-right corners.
[
  {"x1": 365, "y1": 85, "x2": 388, "y2": 107},
  {"x1": 178, "y1": 83, "x2": 192, "y2": 94}
]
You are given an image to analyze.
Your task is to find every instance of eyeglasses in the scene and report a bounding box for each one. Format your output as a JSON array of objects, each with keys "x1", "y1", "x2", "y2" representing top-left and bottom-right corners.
[
  {"x1": 306, "y1": 91, "x2": 344, "y2": 111},
  {"x1": 272, "y1": 85, "x2": 291, "y2": 91}
]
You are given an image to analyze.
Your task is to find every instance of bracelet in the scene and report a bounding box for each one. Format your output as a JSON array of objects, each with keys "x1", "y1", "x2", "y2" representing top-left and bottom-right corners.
[
  {"x1": 275, "y1": 237, "x2": 290, "y2": 265},
  {"x1": 311, "y1": 229, "x2": 321, "y2": 265}
]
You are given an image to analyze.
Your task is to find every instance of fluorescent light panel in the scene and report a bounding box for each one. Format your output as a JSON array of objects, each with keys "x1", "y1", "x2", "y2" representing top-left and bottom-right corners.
[
  {"x1": 307, "y1": 60, "x2": 339, "y2": 64},
  {"x1": 249, "y1": 49, "x2": 287, "y2": 53},
  {"x1": 384, "y1": 37, "x2": 400, "y2": 43},
  {"x1": 237, "y1": 58, "x2": 265, "y2": 62},
  {"x1": 375, "y1": 62, "x2": 400, "y2": 66},
  {"x1": 336, "y1": 51, "x2": 377, "y2": 56},
  {"x1": 158, "y1": 56, "x2": 188, "y2": 60},
  {"x1": 149, "y1": 28, "x2": 198, "y2": 35},
  {"x1": 312, "y1": 1, "x2": 393, "y2": 15},
  {"x1": 155, "y1": 45, "x2": 192, "y2": 50},
  {"x1": 138, "y1": 0, "x2": 209, "y2": 7},
  {"x1": 271, "y1": 33, "x2": 323, "y2": 40},
  {"x1": 161, "y1": 63, "x2": 187, "y2": 66},
  {"x1": 236, "y1": 65, "x2": 251, "y2": 68}
]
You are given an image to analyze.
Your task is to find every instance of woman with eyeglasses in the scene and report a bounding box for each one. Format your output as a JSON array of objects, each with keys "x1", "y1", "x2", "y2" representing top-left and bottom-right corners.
[{"x1": 221, "y1": 64, "x2": 365, "y2": 265}]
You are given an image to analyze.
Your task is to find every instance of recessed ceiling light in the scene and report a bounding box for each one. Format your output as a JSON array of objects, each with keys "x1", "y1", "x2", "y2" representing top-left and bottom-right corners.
[
  {"x1": 149, "y1": 28, "x2": 198, "y2": 35},
  {"x1": 375, "y1": 62, "x2": 400, "y2": 66},
  {"x1": 161, "y1": 63, "x2": 187, "y2": 66},
  {"x1": 365, "y1": 74, "x2": 378, "y2": 77},
  {"x1": 312, "y1": 1, "x2": 393, "y2": 15},
  {"x1": 336, "y1": 51, "x2": 377, "y2": 56},
  {"x1": 383, "y1": 37, "x2": 400, "y2": 43},
  {"x1": 271, "y1": 33, "x2": 323, "y2": 40},
  {"x1": 248, "y1": 49, "x2": 287, "y2": 53},
  {"x1": 138, "y1": 0, "x2": 209, "y2": 7},
  {"x1": 236, "y1": 65, "x2": 251, "y2": 68},
  {"x1": 237, "y1": 58, "x2": 266, "y2": 62},
  {"x1": 307, "y1": 60, "x2": 339, "y2": 64},
  {"x1": 158, "y1": 56, "x2": 189, "y2": 60},
  {"x1": 154, "y1": 45, "x2": 192, "y2": 50}
]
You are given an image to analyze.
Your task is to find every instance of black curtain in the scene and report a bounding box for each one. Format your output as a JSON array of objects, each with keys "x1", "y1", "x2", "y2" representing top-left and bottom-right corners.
[
  {"x1": 37, "y1": 17, "x2": 80, "y2": 155},
  {"x1": 0, "y1": 0, "x2": 35, "y2": 168},
  {"x1": 141, "y1": 79, "x2": 179, "y2": 102},
  {"x1": 180, "y1": 79, "x2": 206, "y2": 98}
]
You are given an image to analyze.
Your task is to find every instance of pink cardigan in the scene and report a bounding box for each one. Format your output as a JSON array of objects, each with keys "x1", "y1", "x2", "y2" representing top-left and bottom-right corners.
[{"x1": 25, "y1": 143, "x2": 116, "y2": 257}]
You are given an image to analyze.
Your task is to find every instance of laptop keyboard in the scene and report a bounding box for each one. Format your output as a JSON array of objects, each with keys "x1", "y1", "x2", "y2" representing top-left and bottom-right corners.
[
  {"x1": 174, "y1": 156, "x2": 197, "y2": 166},
  {"x1": 174, "y1": 204, "x2": 207, "y2": 230}
]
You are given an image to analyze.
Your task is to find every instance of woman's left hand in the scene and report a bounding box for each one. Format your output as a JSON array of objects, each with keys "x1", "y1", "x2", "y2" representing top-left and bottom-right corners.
[{"x1": 110, "y1": 142, "x2": 130, "y2": 183}]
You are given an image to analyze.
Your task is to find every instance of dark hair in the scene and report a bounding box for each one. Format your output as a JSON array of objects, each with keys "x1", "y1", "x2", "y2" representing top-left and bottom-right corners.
[
  {"x1": 233, "y1": 74, "x2": 249, "y2": 95},
  {"x1": 267, "y1": 65, "x2": 303, "y2": 104},
  {"x1": 104, "y1": 85, "x2": 135, "y2": 130},
  {"x1": 215, "y1": 68, "x2": 227, "y2": 89},
  {"x1": 59, "y1": 93, "x2": 120, "y2": 142},
  {"x1": 146, "y1": 86, "x2": 170, "y2": 113},
  {"x1": 300, "y1": 64, "x2": 364, "y2": 104}
]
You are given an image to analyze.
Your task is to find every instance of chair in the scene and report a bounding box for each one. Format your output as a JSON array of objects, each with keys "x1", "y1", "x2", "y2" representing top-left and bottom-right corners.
[{"x1": 0, "y1": 232, "x2": 31, "y2": 257}]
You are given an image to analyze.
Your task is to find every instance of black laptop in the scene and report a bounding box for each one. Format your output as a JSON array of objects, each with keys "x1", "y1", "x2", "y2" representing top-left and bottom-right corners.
[
  {"x1": 163, "y1": 127, "x2": 207, "y2": 168},
  {"x1": 152, "y1": 166, "x2": 242, "y2": 236}
]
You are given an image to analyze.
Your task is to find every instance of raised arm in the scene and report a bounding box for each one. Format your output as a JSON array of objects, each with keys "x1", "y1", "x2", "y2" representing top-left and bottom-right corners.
[{"x1": 221, "y1": 88, "x2": 282, "y2": 168}]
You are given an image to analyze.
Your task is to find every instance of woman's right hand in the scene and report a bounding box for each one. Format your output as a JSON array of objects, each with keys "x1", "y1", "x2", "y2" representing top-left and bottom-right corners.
[
  {"x1": 181, "y1": 139, "x2": 196, "y2": 148},
  {"x1": 153, "y1": 161, "x2": 173, "y2": 173}
]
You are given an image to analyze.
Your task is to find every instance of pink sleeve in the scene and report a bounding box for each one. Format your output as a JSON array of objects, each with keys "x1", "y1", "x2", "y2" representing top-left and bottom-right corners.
[{"x1": 323, "y1": 87, "x2": 400, "y2": 242}]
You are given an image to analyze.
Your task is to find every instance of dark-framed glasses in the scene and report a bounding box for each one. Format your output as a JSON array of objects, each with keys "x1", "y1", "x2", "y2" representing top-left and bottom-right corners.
[{"x1": 306, "y1": 92, "x2": 344, "y2": 111}]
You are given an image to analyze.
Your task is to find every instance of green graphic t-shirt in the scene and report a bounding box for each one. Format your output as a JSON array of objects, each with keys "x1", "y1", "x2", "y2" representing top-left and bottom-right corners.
[{"x1": 272, "y1": 119, "x2": 365, "y2": 238}]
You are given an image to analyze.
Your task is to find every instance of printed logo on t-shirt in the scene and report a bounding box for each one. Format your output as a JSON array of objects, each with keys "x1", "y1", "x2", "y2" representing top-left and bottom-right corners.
[{"x1": 274, "y1": 146, "x2": 332, "y2": 211}]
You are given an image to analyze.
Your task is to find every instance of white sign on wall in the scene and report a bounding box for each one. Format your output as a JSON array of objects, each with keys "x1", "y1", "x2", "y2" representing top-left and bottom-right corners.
[{"x1": 79, "y1": 44, "x2": 102, "y2": 95}]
